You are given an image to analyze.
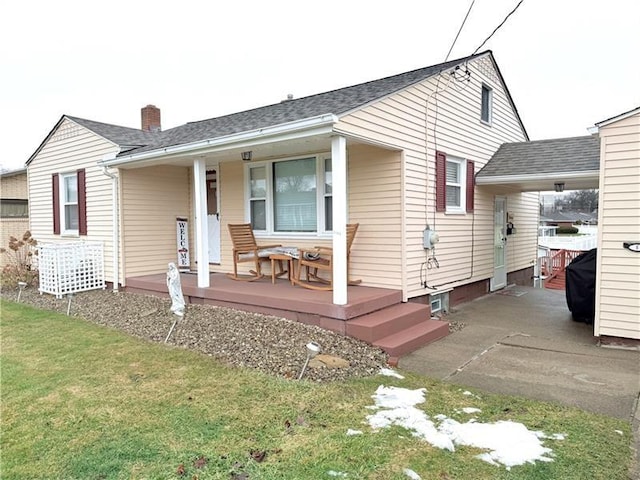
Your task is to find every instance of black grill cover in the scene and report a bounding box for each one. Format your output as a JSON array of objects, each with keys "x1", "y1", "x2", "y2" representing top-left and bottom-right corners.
[{"x1": 565, "y1": 248, "x2": 597, "y2": 324}]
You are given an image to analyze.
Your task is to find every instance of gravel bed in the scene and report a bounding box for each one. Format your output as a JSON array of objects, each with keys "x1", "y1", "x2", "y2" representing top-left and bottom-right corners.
[{"x1": 1, "y1": 287, "x2": 390, "y2": 382}]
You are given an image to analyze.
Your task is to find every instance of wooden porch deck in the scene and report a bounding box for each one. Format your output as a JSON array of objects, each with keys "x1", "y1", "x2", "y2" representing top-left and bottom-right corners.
[{"x1": 125, "y1": 272, "x2": 449, "y2": 358}]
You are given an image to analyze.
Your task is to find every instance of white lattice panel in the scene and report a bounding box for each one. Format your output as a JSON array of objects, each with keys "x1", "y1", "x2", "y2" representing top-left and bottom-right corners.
[{"x1": 38, "y1": 242, "x2": 106, "y2": 298}]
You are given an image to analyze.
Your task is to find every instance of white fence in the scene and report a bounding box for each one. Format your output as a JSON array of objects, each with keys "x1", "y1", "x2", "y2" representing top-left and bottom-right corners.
[
  {"x1": 39, "y1": 242, "x2": 106, "y2": 298},
  {"x1": 538, "y1": 225, "x2": 598, "y2": 252}
]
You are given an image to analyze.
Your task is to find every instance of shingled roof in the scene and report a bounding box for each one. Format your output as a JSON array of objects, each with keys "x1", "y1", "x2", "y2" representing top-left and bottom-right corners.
[
  {"x1": 139, "y1": 51, "x2": 489, "y2": 156},
  {"x1": 66, "y1": 116, "x2": 157, "y2": 150},
  {"x1": 29, "y1": 50, "x2": 519, "y2": 163},
  {"x1": 477, "y1": 135, "x2": 600, "y2": 178}
]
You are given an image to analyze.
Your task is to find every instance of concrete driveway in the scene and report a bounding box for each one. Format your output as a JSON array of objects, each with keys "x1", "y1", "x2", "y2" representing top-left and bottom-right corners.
[{"x1": 400, "y1": 286, "x2": 640, "y2": 420}]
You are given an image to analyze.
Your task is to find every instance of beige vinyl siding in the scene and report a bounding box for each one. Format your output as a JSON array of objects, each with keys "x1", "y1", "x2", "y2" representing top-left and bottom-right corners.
[
  {"x1": 120, "y1": 166, "x2": 190, "y2": 278},
  {"x1": 27, "y1": 118, "x2": 121, "y2": 284},
  {"x1": 505, "y1": 192, "x2": 539, "y2": 273},
  {"x1": 336, "y1": 54, "x2": 531, "y2": 298},
  {"x1": 347, "y1": 145, "x2": 402, "y2": 289},
  {"x1": 595, "y1": 111, "x2": 640, "y2": 339}
]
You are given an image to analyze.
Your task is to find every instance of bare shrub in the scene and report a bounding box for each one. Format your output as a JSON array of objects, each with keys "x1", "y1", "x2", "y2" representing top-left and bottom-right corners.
[{"x1": 1, "y1": 231, "x2": 39, "y2": 287}]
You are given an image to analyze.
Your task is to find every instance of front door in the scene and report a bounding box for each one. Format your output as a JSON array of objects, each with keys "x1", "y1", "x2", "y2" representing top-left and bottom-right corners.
[
  {"x1": 490, "y1": 196, "x2": 507, "y2": 291},
  {"x1": 206, "y1": 170, "x2": 220, "y2": 264}
]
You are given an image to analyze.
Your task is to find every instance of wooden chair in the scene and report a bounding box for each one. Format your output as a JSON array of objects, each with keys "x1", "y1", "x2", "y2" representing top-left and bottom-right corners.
[
  {"x1": 294, "y1": 223, "x2": 361, "y2": 291},
  {"x1": 227, "y1": 224, "x2": 281, "y2": 281}
]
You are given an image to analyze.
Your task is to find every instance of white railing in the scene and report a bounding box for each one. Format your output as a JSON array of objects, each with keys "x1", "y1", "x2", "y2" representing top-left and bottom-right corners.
[{"x1": 39, "y1": 242, "x2": 106, "y2": 298}]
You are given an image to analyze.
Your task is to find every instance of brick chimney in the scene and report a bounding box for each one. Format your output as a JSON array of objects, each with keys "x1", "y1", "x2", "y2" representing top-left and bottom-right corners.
[{"x1": 141, "y1": 104, "x2": 161, "y2": 132}]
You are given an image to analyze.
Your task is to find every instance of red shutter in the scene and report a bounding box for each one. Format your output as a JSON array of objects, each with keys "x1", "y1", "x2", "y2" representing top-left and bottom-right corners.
[
  {"x1": 52, "y1": 173, "x2": 60, "y2": 234},
  {"x1": 435, "y1": 151, "x2": 446, "y2": 212},
  {"x1": 466, "y1": 160, "x2": 475, "y2": 212},
  {"x1": 77, "y1": 168, "x2": 87, "y2": 235}
]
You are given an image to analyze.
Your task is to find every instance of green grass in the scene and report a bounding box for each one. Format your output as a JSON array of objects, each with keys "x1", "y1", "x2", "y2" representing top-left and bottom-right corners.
[{"x1": 0, "y1": 300, "x2": 633, "y2": 479}]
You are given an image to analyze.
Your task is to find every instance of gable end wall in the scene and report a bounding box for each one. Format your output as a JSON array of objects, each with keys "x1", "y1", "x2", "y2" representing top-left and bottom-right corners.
[
  {"x1": 336, "y1": 55, "x2": 535, "y2": 299},
  {"x1": 27, "y1": 118, "x2": 121, "y2": 284}
]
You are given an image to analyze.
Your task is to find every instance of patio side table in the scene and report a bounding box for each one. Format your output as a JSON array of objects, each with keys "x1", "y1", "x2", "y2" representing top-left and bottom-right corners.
[{"x1": 269, "y1": 253, "x2": 294, "y2": 285}]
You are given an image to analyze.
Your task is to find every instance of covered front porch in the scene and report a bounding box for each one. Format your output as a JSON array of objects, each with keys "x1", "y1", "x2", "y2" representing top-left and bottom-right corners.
[{"x1": 125, "y1": 272, "x2": 449, "y2": 358}]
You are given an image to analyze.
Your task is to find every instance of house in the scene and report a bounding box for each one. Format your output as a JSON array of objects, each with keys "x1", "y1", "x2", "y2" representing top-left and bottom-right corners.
[
  {"x1": 594, "y1": 106, "x2": 640, "y2": 342},
  {"x1": 0, "y1": 168, "x2": 29, "y2": 265},
  {"x1": 26, "y1": 50, "x2": 537, "y2": 318}
]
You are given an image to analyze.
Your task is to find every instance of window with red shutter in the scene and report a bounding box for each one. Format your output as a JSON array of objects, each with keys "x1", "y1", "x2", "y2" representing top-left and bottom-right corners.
[{"x1": 52, "y1": 169, "x2": 87, "y2": 235}]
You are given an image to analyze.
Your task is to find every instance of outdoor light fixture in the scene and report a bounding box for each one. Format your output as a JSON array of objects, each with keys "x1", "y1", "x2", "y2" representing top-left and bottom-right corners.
[
  {"x1": 298, "y1": 341, "x2": 322, "y2": 380},
  {"x1": 17, "y1": 281, "x2": 27, "y2": 302},
  {"x1": 554, "y1": 182, "x2": 565, "y2": 193},
  {"x1": 241, "y1": 151, "x2": 252, "y2": 162}
]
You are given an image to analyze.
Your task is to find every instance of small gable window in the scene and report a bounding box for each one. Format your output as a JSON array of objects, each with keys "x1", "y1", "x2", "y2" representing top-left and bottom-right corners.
[
  {"x1": 52, "y1": 169, "x2": 87, "y2": 236},
  {"x1": 481, "y1": 84, "x2": 492, "y2": 124}
]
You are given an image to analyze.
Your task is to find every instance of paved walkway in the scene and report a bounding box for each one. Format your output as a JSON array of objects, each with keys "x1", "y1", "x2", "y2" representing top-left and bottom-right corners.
[{"x1": 399, "y1": 286, "x2": 640, "y2": 474}]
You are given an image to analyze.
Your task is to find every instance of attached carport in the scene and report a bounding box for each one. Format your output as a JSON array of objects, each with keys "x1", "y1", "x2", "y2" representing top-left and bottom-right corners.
[{"x1": 475, "y1": 135, "x2": 600, "y2": 192}]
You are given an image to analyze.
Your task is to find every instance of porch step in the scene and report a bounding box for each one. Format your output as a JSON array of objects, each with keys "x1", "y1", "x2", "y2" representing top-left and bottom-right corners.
[
  {"x1": 545, "y1": 272, "x2": 566, "y2": 290},
  {"x1": 346, "y1": 303, "x2": 431, "y2": 343},
  {"x1": 373, "y1": 319, "x2": 450, "y2": 357}
]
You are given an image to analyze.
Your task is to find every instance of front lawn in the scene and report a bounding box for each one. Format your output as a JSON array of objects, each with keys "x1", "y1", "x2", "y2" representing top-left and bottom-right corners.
[{"x1": 0, "y1": 300, "x2": 633, "y2": 479}]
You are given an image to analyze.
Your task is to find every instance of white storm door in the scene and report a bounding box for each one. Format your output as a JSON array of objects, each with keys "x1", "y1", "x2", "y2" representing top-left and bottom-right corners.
[
  {"x1": 490, "y1": 196, "x2": 507, "y2": 291},
  {"x1": 206, "y1": 171, "x2": 220, "y2": 264}
]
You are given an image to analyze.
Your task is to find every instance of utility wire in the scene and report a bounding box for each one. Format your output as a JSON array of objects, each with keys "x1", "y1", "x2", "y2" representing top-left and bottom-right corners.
[
  {"x1": 445, "y1": 0, "x2": 476, "y2": 61},
  {"x1": 473, "y1": 0, "x2": 525, "y2": 54}
]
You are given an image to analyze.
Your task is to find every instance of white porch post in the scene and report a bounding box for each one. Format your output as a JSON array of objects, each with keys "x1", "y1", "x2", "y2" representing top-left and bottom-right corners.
[
  {"x1": 193, "y1": 158, "x2": 210, "y2": 287},
  {"x1": 332, "y1": 135, "x2": 348, "y2": 305}
]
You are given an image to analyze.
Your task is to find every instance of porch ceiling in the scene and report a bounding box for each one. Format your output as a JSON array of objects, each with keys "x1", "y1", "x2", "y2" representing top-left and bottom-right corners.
[{"x1": 476, "y1": 171, "x2": 600, "y2": 192}]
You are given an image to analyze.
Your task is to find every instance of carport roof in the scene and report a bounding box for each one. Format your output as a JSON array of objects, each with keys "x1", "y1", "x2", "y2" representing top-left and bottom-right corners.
[{"x1": 476, "y1": 135, "x2": 600, "y2": 191}]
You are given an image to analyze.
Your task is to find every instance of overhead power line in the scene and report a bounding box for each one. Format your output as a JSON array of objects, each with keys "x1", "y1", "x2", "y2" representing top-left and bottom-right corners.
[
  {"x1": 445, "y1": 0, "x2": 476, "y2": 61},
  {"x1": 473, "y1": 0, "x2": 525, "y2": 54}
]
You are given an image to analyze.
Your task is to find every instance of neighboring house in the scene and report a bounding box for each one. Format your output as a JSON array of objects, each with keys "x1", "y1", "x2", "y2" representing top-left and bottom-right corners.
[
  {"x1": 0, "y1": 168, "x2": 29, "y2": 265},
  {"x1": 594, "y1": 106, "x2": 640, "y2": 341},
  {"x1": 26, "y1": 50, "x2": 538, "y2": 311},
  {"x1": 541, "y1": 211, "x2": 597, "y2": 227}
]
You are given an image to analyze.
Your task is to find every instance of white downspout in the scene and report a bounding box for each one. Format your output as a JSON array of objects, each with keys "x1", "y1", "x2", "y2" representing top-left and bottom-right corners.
[{"x1": 101, "y1": 166, "x2": 119, "y2": 293}]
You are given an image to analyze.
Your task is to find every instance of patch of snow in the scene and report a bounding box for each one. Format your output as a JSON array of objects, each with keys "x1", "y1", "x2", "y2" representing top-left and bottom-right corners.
[
  {"x1": 438, "y1": 418, "x2": 555, "y2": 469},
  {"x1": 367, "y1": 386, "x2": 455, "y2": 451},
  {"x1": 366, "y1": 385, "x2": 557, "y2": 469},
  {"x1": 460, "y1": 407, "x2": 482, "y2": 414},
  {"x1": 462, "y1": 390, "x2": 481, "y2": 399},
  {"x1": 379, "y1": 368, "x2": 405, "y2": 379},
  {"x1": 327, "y1": 470, "x2": 348, "y2": 477},
  {"x1": 403, "y1": 468, "x2": 421, "y2": 479},
  {"x1": 346, "y1": 429, "x2": 363, "y2": 436}
]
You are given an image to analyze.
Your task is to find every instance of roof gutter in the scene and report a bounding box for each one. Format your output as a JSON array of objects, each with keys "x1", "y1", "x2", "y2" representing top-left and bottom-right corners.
[
  {"x1": 476, "y1": 170, "x2": 600, "y2": 185},
  {"x1": 98, "y1": 114, "x2": 338, "y2": 168}
]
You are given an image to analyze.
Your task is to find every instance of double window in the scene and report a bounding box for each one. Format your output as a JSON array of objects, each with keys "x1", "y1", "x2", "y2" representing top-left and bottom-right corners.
[
  {"x1": 247, "y1": 155, "x2": 333, "y2": 234},
  {"x1": 52, "y1": 169, "x2": 86, "y2": 235}
]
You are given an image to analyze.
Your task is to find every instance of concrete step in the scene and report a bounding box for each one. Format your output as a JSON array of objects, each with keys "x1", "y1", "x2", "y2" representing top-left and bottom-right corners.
[
  {"x1": 373, "y1": 319, "x2": 450, "y2": 358},
  {"x1": 345, "y1": 303, "x2": 430, "y2": 343}
]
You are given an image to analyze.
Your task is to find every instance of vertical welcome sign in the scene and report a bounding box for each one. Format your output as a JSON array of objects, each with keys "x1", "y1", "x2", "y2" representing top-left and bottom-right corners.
[{"x1": 176, "y1": 217, "x2": 190, "y2": 272}]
